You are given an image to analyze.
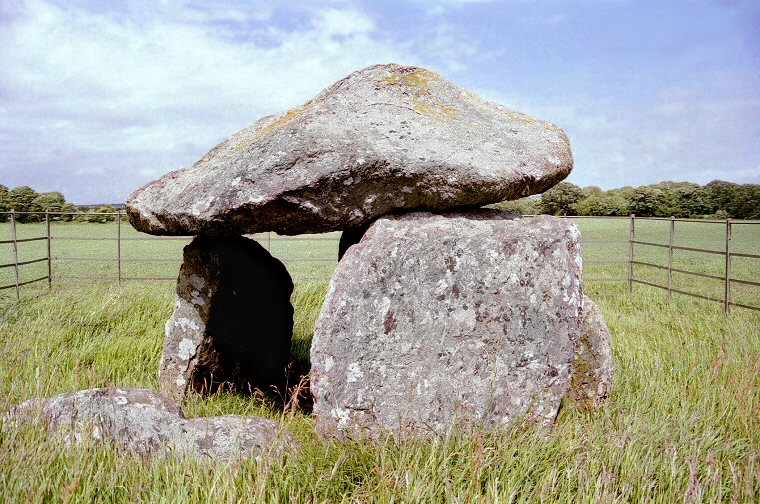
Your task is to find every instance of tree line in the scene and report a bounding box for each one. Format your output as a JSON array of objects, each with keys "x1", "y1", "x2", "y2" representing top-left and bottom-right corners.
[
  {"x1": 0, "y1": 185, "x2": 118, "y2": 223},
  {"x1": 498, "y1": 180, "x2": 760, "y2": 219},
  {"x1": 3, "y1": 179, "x2": 759, "y2": 223}
]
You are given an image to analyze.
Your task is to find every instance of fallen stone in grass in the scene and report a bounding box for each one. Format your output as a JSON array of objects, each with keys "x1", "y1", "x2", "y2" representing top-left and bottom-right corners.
[
  {"x1": 6, "y1": 387, "x2": 295, "y2": 460},
  {"x1": 159, "y1": 235, "x2": 294, "y2": 401},
  {"x1": 567, "y1": 295, "x2": 614, "y2": 410},
  {"x1": 310, "y1": 211, "x2": 583, "y2": 439},
  {"x1": 127, "y1": 63, "x2": 572, "y2": 236}
]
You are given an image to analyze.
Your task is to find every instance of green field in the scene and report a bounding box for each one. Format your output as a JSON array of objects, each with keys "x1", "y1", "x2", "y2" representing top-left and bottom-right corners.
[
  {"x1": 2, "y1": 217, "x2": 759, "y2": 306},
  {"x1": 0, "y1": 217, "x2": 758, "y2": 501}
]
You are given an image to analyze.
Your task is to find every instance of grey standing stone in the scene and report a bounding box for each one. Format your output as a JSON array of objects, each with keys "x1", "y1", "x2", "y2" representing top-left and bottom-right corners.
[
  {"x1": 127, "y1": 63, "x2": 572, "y2": 236},
  {"x1": 338, "y1": 223, "x2": 371, "y2": 261},
  {"x1": 567, "y1": 295, "x2": 613, "y2": 410},
  {"x1": 6, "y1": 387, "x2": 295, "y2": 460},
  {"x1": 159, "y1": 235, "x2": 294, "y2": 401},
  {"x1": 310, "y1": 211, "x2": 583, "y2": 439}
]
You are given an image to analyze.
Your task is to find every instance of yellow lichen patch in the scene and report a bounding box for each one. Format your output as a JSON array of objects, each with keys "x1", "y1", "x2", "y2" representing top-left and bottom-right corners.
[
  {"x1": 224, "y1": 105, "x2": 309, "y2": 157},
  {"x1": 379, "y1": 66, "x2": 441, "y2": 92},
  {"x1": 227, "y1": 134, "x2": 252, "y2": 156},
  {"x1": 414, "y1": 102, "x2": 460, "y2": 123},
  {"x1": 255, "y1": 106, "x2": 306, "y2": 139},
  {"x1": 379, "y1": 66, "x2": 460, "y2": 123},
  {"x1": 459, "y1": 89, "x2": 479, "y2": 102},
  {"x1": 508, "y1": 112, "x2": 537, "y2": 125}
]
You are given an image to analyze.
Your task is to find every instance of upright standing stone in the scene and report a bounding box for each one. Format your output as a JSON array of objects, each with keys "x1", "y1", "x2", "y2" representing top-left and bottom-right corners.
[
  {"x1": 567, "y1": 295, "x2": 614, "y2": 410},
  {"x1": 338, "y1": 223, "x2": 371, "y2": 261},
  {"x1": 311, "y1": 211, "x2": 583, "y2": 439},
  {"x1": 159, "y1": 235, "x2": 294, "y2": 400}
]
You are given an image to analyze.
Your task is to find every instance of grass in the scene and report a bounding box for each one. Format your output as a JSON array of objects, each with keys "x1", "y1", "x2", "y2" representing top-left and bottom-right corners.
[{"x1": 0, "y1": 218, "x2": 758, "y2": 501}]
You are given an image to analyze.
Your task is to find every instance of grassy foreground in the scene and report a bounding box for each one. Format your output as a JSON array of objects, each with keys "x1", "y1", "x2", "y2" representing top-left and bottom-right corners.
[{"x1": 0, "y1": 280, "x2": 758, "y2": 502}]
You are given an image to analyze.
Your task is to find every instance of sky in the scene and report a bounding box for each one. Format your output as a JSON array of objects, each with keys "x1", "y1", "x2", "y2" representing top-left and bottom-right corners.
[{"x1": 0, "y1": 0, "x2": 758, "y2": 204}]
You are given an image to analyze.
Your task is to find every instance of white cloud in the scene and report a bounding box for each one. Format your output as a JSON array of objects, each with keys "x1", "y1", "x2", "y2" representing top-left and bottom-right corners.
[
  {"x1": 479, "y1": 79, "x2": 760, "y2": 189},
  {"x1": 74, "y1": 167, "x2": 105, "y2": 176},
  {"x1": 139, "y1": 168, "x2": 163, "y2": 178},
  {"x1": 0, "y1": 0, "x2": 414, "y2": 202},
  {"x1": 1, "y1": 0, "x2": 757, "y2": 203}
]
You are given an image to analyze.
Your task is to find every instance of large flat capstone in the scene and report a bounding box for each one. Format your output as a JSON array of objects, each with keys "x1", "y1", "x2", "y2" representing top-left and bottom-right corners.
[
  {"x1": 127, "y1": 63, "x2": 572, "y2": 236},
  {"x1": 159, "y1": 235, "x2": 294, "y2": 401},
  {"x1": 310, "y1": 211, "x2": 583, "y2": 439},
  {"x1": 6, "y1": 388, "x2": 294, "y2": 460}
]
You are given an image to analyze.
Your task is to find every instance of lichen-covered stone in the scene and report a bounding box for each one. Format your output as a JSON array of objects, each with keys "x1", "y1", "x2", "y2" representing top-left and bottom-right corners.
[
  {"x1": 6, "y1": 387, "x2": 294, "y2": 460},
  {"x1": 310, "y1": 211, "x2": 583, "y2": 439},
  {"x1": 159, "y1": 235, "x2": 293, "y2": 401},
  {"x1": 568, "y1": 295, "x2": 613, "y2": 410},
  {"x1": 338, "y1": 223, "x2": 371, "y2": 261},
  {"x1": 127, "y1": 63, "x2": 572, "y2": 236}
]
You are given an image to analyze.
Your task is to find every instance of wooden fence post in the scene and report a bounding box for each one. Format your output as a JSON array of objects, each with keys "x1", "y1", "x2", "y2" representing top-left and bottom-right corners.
[
  {"x1": 117, "y1": 210, "x2": 122, "y2": 285},
  {"x1": 46, "y1": 211, "x2": 52, "y2": 288},
  {"x1": 10, "y1": 209, "x2": 20, "y2": 302},
  {"x1": 724, "y1": 218, "x2": 731, "y2": 315},
  {"x1": 668, "y1": 216, "x2": 674, "y2": 301},
  {"x1": 628, "y1": 214, "x2": 635, "y2": 293}
]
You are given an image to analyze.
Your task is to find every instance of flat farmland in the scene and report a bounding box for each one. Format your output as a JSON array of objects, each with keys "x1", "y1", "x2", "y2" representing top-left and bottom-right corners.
[
  {"x1": 0, "y1": 221, "x2": 341, "y2": 300},
  {"x1": 2, "y1": 216, "x2": 758, "y2": 309},
  {"x1": 0, "y1": 216, "x2": 758, "y2": 501}
]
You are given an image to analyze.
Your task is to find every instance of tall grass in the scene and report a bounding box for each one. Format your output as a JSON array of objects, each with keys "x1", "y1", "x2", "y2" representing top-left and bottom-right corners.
[{"x1": 0, "y1": 280, "x2": 757, "y2": 502}]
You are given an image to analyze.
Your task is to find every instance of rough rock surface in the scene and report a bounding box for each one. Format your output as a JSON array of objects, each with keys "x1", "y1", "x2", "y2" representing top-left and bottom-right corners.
[
  {"x1": 338, "y1": 223, "x2": 371, "y2": 261},
  {"x1": 310, "y1": 211, "x2": 583, "y2": 439},
  {"x1": 568, "y1": 295, "x2": 613, "y2": 410},
  {"x1": 6, "y1": 387, "x2": 294, "y2": 459},
  {"x1": 159, "y1": 235, "x2": 294, "y2": 401},
  {"x1": 127, "y1": 63, "x2": 572, "y2": 236}
]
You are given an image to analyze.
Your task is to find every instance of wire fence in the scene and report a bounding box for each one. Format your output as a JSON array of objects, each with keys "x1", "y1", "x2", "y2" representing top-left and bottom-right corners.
[{"x1": 1, "y1": 210, "x2": 758, "y2": 314}]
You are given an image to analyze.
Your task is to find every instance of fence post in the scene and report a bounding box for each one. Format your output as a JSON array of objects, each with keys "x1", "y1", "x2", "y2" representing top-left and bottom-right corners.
[
  {"x1": 628, "y1": 214, "x2": 635, "y2": 293},
  {"x1": 724, "y1": 218, "x2": 731, "y2": 315},
  {"x1": 46, "y1": 211, "x2": 52, "y2": 288},
  {"x1": 668, "y1": 216, "x2": 674, "y2": 301},
  {"x1": 10, "y1": 209, "x2": 20, "y2": 302},
  {"x1": 117, "y1": 210, "x2": 122, "y2": 285}
]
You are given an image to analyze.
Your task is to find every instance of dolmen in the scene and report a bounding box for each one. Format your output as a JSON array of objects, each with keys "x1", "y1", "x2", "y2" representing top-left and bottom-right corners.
[
  {"x1": 119, "y1": 63, "x2": 611, "y2": 440},
  {"x1": 6, "y1": 65, "x2": 612, "y2": 452}
]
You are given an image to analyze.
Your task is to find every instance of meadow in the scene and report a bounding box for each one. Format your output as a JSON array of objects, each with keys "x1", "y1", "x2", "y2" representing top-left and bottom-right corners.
[{"x1": 0, "y1": 217, "x2": 758, "y2": 502}]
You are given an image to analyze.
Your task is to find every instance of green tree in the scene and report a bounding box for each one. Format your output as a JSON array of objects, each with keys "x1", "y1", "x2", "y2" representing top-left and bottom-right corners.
[
  {"x1": 704, "y1": 180, "x2": 760, "y2": 219},
  {"x1": 60, "y1": 202, "x2": 78, "y2": 222},
  {"x1": 32, "y1": 191, "x2": 66, "y2": 215},
  {"x1": 0, "y1": 184, "x2": 8, "y2": 222},
  {"x1": 704, "y1": 180, "x2": 738, "y2": 216},
  {"x1": 726, "y1": 184, "x2": 760, "y2": 219},
  {"x1": 671, "y1": 183, "x2": 710, "y2": 217},
  {"x1": 576, "y1": 192, "x2": 629, "y2": 216},
  {"x1": 86, "y1": 205, "x2": 117, "y2": 223},
  {"x1": 494, "y1": 196, "x2": 539, "y2": 215},
  {"x1": 582, "y1": 186, "x2": 603, "y2": 198},
  {"x1": 7, "y1": 186, "x2": 41, "y2": 222},
  {"x1": 627, "y1": 186, "x2": 672, "y2": 217},
  {"x1": 538, "y1": 182, "x2": 584, "y2": 216}
]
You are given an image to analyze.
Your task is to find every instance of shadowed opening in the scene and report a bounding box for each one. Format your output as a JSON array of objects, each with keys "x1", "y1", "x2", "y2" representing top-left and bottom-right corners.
[{"x1": 187, "y1": 235, "x2": 294, "y2": 398}]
